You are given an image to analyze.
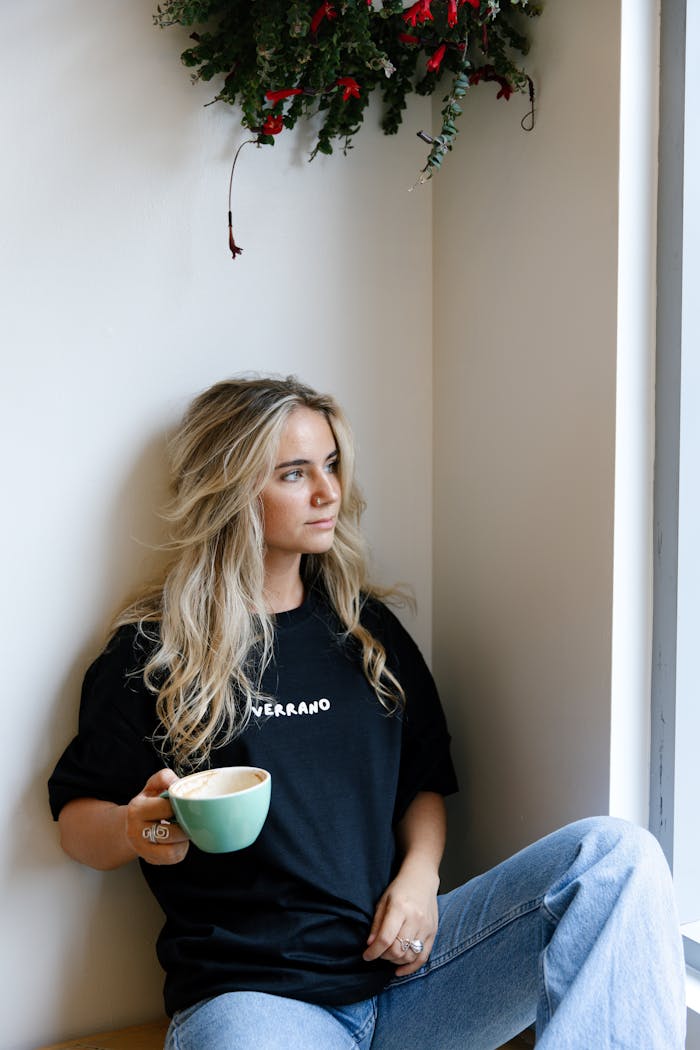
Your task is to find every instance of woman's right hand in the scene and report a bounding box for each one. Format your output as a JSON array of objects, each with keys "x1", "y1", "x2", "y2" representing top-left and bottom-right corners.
[
  {"x1": 125, "y1": 768, "x2": 190, "y2": 866},
  {"x1": 58, "y1": 769, "x2": 189, "y2": 871}
]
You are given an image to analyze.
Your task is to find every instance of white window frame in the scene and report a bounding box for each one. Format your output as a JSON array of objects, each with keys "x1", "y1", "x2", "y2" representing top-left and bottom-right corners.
[{"x1": 650, "y1": 0, "x2": 700, "y2": 968}]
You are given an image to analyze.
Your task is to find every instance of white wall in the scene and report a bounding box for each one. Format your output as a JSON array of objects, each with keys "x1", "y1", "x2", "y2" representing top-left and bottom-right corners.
[
  {"x1": 433, "y1": 0, "x2": 625, "y2": 880},
  {"x1": 1, "y1": 3, "x2": 433, "y2": 1047}
]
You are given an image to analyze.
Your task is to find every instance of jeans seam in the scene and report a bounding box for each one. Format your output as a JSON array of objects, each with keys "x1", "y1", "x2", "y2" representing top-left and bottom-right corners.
[
  {"x1": 350, "y1": 997, "x2": 377, "y2": 1045},
  {"x1": 539, "y1": 939, "x2": 553, "y2": 1027},
  {"x1": 541, "y1": 898, "x2": 563, "y2": 924},
  {"x1": 387, "y1": 895, "x2": 545, "y2": 988},
  {"x1": 166, "y1": 1018, "x2": 178, "y2": 1050},
  {"x1": 166, "y1": 999, "x2": 213, "y2": 1049}
]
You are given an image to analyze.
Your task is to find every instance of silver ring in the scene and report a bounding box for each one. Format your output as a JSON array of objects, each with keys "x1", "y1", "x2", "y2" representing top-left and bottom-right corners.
[
  {"x1": 396, "y1": 936, "x2": 424, "y2": 954},
  {"x1": 142, "y1": 823, "x2": 169, "y2": 844}
]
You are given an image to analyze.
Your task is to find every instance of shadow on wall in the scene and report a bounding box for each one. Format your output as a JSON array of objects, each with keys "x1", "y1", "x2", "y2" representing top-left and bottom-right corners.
[
  {"x1": 439, "y1": 630, "x2": 563, "y2": 892},
  {"x1": 33, "y1": 429, "x2": 174, "y2": 1030}
]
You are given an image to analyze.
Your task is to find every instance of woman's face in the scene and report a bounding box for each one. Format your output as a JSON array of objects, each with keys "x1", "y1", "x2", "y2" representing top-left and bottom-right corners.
[{"x1": 260, "y1": 407, "x2": 341, "y2": 565}]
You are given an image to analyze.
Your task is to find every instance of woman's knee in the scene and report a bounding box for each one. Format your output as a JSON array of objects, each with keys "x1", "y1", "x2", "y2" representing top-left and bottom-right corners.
[
  {"x1": 559, "y1": 816, "x2": 674, "y2": 908},
  {"x1": 573, "y1": 815, "x2": 665, "y2": 866}
]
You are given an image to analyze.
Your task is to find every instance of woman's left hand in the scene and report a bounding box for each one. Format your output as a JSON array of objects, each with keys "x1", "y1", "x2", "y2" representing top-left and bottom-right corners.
[{"x1": 362, "y1": 859, "x2": 440, "y2": 976}]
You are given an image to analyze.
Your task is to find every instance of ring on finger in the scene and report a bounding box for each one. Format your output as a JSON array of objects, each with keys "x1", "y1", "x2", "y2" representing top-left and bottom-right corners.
[
  {"x1": 142, "y1": 823, "x2": 170, "y2": 844},
  {"x1": 396, "y1": 937, "x2": 424, "y2": 954}
]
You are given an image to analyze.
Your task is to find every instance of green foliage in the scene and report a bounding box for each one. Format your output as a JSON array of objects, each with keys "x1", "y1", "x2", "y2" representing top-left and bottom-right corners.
[{"x1": 154, "y1": 0, "x2": 540, "y2": 177}]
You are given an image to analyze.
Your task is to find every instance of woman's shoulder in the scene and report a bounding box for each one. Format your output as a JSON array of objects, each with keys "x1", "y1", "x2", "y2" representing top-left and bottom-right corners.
[
  {"x1": 73, "y1": 621, "x2": 162, "y2": 735},
  {"x1": 359, "y1": 592, "x2": 393, "y2": 626},
  {"x1": 359, "y1": 594, "x2": 416, "y2": 650},
  {"x1": 87, "y1": 620, "x2": 160, "y2": 682},
  {"x1": 312, "y1": 584, "x2": 417, "y2": 655},
  {"x1": 108, "y1": 618, "x2": 160, "y2": 652}
]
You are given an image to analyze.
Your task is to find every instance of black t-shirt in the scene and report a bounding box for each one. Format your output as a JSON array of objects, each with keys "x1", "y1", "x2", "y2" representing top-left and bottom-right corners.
[{"x1": 48, "y1": 591, "x2": 458, "y2": 1014}]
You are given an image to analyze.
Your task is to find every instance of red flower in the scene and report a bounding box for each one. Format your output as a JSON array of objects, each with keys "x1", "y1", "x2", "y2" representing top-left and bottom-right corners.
[
  {"x1": 337, "y1": 77, "x2": 361, "y2": 101},
  {"x1": 426, "y1": 43, "x2": 446, "y2": 73},
  {"x1": 228, "y1": 227, "x2": 242, "y2": 259},
  {"x1": 265, "y1": 88, "x2": 303, "y2": 103},
  {"x1": 228, "y1": 210, "x2": 242, "y2": 259},
  {"x1": 310, "y1": 2, "x2": 336, "y2": 35},
  {"x1": 447, "y1": 0, "x2": 478, "y2": 24},
  {"x1": 398, "y1": 32, "x2": 420, "y2": 44},
  {"x1": 261, "y1": 113, "x2": 284, "y2": 135},
  {"x1": 469, "y1": 65, "x2": 513, "y2": 100},
  {"x1": 402, "y1": 0, "x2": 433, "y2": 27}
]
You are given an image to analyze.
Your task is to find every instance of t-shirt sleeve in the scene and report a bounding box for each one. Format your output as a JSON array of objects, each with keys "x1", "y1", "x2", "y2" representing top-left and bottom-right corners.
[
  {"x1": 365, "y1": 602, "x2": 459, "y2": 823},
  {"x1": 48, "y1": 625, "x2": 163, "y2": 820}
]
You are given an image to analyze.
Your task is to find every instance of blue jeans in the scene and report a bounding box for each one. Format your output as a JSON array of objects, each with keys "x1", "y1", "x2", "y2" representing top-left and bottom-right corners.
[{"x1": 165, "y1": 818, "x2": 686, "y2": 1049}]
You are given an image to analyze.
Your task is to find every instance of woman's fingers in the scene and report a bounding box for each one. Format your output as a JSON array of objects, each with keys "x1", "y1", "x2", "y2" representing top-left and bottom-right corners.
[
  {"x1": 363, "y1": 889, "x2": 404, "y2": 962},
  {"x1": 137, "y1": 819, "x2": 190, "y2": 866},
  {"x1": 364, "y1": 878, "x2": 438, "y2": 974},
  {"x1": 367, "y1": 921, "x2": 432, "y2": 970},
  {"x1": 392, "y1": 931, "x2": 433, "y2": 976},
  {"x1": 364, "y1": 891, "x2": 389, "y2": 956},
  {"x1": 125, "y1": 769, "x2": 190, "y2": 865},
  {"x1": 364, "y1": 896, "x2": 427, "y2": 965},
  {"x1": 142, "y1": 767, "x2": 180, "y2": 801}
]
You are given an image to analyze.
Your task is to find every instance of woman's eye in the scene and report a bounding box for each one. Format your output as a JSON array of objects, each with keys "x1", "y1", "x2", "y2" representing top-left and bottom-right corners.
[
  {"x1": 326, "y1": 459, "x2": 339, "y2": 474},
  {"x1": 281, "y1": 469, "x2": 303, "y2": 482}
]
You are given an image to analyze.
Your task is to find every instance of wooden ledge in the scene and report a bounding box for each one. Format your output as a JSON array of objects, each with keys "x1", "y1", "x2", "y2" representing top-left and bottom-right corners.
[
  {"x1": 36, "y1": 1016, "x2": 533, "y2": 1049},
  {"x1": 36, "y1": 1019, "x2": 169, "y2": 1050}
]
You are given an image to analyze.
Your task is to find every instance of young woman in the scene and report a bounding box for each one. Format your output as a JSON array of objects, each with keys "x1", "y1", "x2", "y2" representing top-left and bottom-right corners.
[{"x1": 49, "y1": 376, "x2": 686, "y2": 1049}]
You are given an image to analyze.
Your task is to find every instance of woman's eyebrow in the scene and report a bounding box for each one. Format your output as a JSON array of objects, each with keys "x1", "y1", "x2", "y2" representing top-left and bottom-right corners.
[{"x1": 274, "y1": 450, "x2": 338, "y2": 470}]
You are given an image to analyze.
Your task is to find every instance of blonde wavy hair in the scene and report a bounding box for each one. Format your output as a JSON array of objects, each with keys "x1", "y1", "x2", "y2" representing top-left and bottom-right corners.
[{"x1": 115, "y1": 375, "x2": 405, "y2": 770}]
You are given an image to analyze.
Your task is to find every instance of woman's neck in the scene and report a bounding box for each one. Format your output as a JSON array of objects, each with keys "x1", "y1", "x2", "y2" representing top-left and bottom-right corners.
[{"x1": 263, "y1": 555, "x2": 305, "y2": 613}]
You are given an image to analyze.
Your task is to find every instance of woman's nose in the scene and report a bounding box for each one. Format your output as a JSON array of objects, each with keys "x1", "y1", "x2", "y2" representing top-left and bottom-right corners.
[{"x1": 312, "y1": 473, "x2": 339, "y2": 506}]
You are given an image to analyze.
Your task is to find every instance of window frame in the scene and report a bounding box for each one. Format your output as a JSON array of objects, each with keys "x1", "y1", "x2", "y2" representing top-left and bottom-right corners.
[{"x1": 650, "y1": 0, "x2": 700, "y2": 954}]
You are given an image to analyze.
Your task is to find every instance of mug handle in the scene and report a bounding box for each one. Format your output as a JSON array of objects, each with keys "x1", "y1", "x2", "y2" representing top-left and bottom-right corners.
[{"x1": 159, "y1": 788, "x2": 180, "y2": 824}]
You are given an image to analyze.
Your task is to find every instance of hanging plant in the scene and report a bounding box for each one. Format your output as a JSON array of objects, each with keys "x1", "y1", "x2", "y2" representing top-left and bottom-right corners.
[{"x1": 154, "y1": 0, "x2": 540, "y2": 255}]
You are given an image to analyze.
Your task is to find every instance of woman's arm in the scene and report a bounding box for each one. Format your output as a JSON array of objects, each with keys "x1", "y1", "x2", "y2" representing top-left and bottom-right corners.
[
  {"x1": 395, "y1": 788, "x2": 447, "y2": 880},
  {"x1": 363, "y1": 790, "x2": 446, "y2": 976},
  {"x1": 58, "y1": 768, "x2": 189, "y2": 871}
]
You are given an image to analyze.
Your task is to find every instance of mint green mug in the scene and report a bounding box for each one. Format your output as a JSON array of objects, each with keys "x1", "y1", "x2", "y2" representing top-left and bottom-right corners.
[{"x1": 164, "y1": 766, "x2": 271, "y2": 853}]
